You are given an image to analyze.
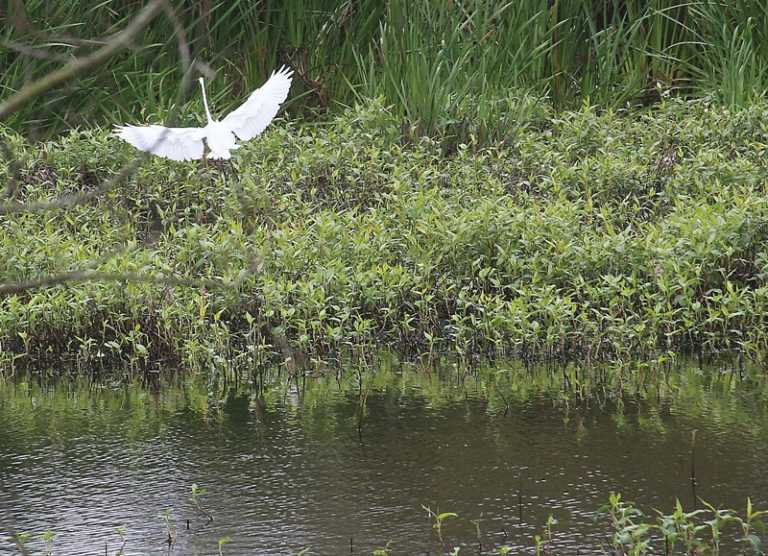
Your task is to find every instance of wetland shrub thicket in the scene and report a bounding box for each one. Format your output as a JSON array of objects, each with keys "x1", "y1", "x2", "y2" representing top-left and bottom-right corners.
[{"x1": 2, "y1": 98, "x2": 768, "y2": 369}]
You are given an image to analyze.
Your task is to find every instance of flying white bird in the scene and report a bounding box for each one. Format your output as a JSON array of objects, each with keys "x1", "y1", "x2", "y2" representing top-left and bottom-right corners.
[{"x1": 114, "y1": 66, "x2": 293, "y2": 161}]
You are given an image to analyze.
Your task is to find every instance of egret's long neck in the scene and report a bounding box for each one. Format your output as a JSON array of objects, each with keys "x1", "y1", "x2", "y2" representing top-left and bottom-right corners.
[{"x1": 199, "y1": 77, "x2": 213, "y2": 123}]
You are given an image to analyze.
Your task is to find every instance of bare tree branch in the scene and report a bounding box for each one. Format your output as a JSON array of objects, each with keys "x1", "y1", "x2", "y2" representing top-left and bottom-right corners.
[
  {"x1": 0, "y1": 158, "x2": 143, "y2": 214},
  {"x1": 8, "y1": 0, "x2": 32, "y2": 34},
  {"x1": 161, "y1": 1, "x2": 191, "y2": 74},
  {"x1": 0, "y1": 0, "x2": 166, "y2": 122}
]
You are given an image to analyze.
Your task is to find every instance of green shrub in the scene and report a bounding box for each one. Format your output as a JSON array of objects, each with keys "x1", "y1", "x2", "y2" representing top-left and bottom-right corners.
[{"x1": 2, "y1": 98, "x2": 768, "y2": 368}]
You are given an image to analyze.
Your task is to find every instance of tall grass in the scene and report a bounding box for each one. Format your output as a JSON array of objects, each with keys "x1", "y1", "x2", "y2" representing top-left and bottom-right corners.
[
  {"x1": 2, "y1": 0, "x2": 768, "y2": 139},
  {"x1": 685, "y1": 0, "x2": 768, "y2": 107}
]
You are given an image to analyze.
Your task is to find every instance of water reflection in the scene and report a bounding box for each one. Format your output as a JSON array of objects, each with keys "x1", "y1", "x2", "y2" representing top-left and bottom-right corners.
[{"x1": 0, "y1": 359, "x2": 766, "y2": 554}]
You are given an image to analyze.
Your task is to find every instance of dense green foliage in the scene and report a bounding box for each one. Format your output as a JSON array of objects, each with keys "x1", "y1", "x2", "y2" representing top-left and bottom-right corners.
[
  {"x1": 3, "y1": 0, "x2": 768, "y2": 138},
  {"x1": 2, "y1": 97, "x2": 768, "y2": 368}
]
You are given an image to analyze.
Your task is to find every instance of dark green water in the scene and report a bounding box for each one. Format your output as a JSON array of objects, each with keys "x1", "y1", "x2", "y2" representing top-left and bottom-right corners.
[{"x1": 0, "y1": 359, "x2": 766, "y2": 555}]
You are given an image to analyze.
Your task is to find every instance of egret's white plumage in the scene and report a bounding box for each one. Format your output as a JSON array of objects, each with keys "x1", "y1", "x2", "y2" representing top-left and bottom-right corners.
[{"x1": 114, "y1": 66, "x2": 293, "y2": 161}]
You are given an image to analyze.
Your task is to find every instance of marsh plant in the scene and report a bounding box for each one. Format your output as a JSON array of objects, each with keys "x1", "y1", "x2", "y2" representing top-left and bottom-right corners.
[
  {"x1": 422, "y1": 504, "x2": 459, "y2": 547},
  {"x1": 5, "y1": 98, "x2": 768, "y2": 370},
  {"x1": 190, "y1": 482, "x2": 214, "y2": 522},
  {"x1": 217, "y1": 536, "x2": 231, "y2": 556},
  {"x1": 601, "y1": 493, "x2": 768, "y2": 555},
  {"x1": 534, "y1": 514, "x2": 557, "y2": 556},
  {"x1": 114, "y1": 526, "x2": 127, "y2": 555},
  {"x1": 372, "y1": 541, "x2": 393, "y2": 555},
  {"x1": 158, "y1": 507, "x2": 176, "y2": 547},
  {"x1": 4, "y1": 0, "x2": 768, "y2": 139},
  {"x1": 13, "y1": 532, "x2": 31, "y2": 553},
  {"x1": 40, "y1": 530, "x2": 54, "y2": 555}
]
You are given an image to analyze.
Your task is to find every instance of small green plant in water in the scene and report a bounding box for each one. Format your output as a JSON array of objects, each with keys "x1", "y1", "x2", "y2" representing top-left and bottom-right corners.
[
  {"x1": 470, "y1": 517, "x2": 483, "y2": 551},
  {"x1": 534, "y1": 513, "x2": 557, "y2": 555},
  {"x1": 739, "y1": 498, "x2": 768, "y2": 554},
  {"x1": 158, "y1": 508, "x2": 175, "y2": 547},
  {"x1": 600, "y1": 493, "x2": 768, "y2": 555},
  {"x1": 14, "y1": 532, "x2": 31, "y2": 552},
  {"x1": 422, "y1": 504, "x2": 458, "y2": 545},
  {"x1": 115, "y1": 525, "x2": 127, "y2": 555},
  {"x1": 40, "y1": 530, "x2": 55, "y2": 555},
  {"x1": 217, "y1": 536, "x2": 231, "y2": 556},
  {"x1": 191, "y1": 483, "x2": 214, "y2": 522},
  {"x1": 372, "y1": 540, "x2": 393, "y2": 555},
  {"x1": 601, "y1": 492, "x2": 652, "y2": 554}
]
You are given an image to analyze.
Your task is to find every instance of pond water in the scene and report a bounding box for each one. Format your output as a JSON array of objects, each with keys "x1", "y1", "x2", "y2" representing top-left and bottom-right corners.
[{"x1": 0, "y1": 358, "x2": 766, "y2": 555}]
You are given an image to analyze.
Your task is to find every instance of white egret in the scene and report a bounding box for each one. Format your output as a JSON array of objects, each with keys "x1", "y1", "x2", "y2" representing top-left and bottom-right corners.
[{"x1": 114, "y1": 66, "x2": 293, "y2": 161}]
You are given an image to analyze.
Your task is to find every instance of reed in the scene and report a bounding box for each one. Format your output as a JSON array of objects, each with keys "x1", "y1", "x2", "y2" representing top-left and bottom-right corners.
[{"x1": 3, "y1": 1, "x2": 768, "y2": 140}]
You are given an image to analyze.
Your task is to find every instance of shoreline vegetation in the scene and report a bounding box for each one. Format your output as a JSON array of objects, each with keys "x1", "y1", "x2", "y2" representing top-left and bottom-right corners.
[
  {"x1": 2, "y1": 0, "x2": 768, "y2": 371},
  {"x1": 2, "y1": 98, "x2": 768, "y2": 370}
]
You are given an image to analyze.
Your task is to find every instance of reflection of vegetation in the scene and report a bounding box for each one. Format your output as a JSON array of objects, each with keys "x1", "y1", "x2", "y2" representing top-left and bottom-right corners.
[
  {"x1": 1, "y1": 357, "x2": 767, "y2": 552},
  {"x1": 1, "y1": 357, "x2": 767, "y2": 445}
]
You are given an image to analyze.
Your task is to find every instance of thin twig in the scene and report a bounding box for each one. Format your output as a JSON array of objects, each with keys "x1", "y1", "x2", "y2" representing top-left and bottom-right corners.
[
  {"x1": 1, "y1": 40, "x2": 72, "y2": 62},
  {"x1": 160, "y1": 2, "x2": 191, "y2": 73}
]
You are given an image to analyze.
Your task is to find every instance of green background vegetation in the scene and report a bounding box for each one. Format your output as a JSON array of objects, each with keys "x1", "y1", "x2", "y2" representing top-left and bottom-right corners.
[{"x1": 3, "y1": 0, "x2": 768, "y2": 139}]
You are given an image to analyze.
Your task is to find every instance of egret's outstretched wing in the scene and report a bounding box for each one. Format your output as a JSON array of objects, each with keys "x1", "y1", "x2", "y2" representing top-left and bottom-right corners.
[
  {"x1": 114, "y1": 125, "x2": 206, "y2": 161},
  {"x1": 221, "y1": 66, "x2": 293, "y2": 141}
]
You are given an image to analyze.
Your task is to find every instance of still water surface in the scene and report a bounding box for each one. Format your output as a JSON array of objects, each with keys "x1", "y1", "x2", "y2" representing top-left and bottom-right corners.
[{"x1": 0, "y1": 359, "x2": 766, "y2": 554}]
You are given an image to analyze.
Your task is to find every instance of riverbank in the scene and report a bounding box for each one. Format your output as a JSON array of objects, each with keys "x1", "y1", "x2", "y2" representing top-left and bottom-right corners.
[{"x1": 2, "y1": 97, "x2": 768, "y2": 369}]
